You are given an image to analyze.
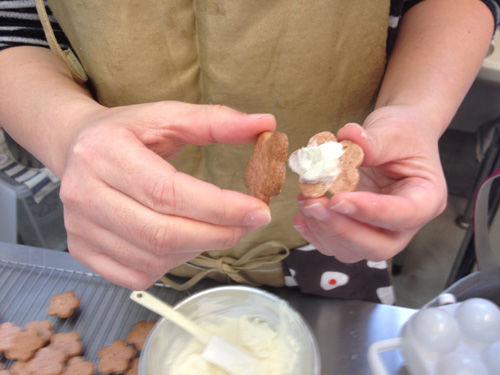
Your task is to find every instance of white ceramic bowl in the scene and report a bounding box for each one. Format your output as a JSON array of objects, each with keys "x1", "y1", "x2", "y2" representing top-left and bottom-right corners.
[{"x1": 139, "y1": 286, "x2": 320, "y2": 375}]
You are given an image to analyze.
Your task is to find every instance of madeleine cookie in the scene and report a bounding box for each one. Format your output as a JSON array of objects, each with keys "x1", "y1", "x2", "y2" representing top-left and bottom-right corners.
[
  {"x1": 46, "y1": 291, "x2": 80, "y2": 319},
  {"x1": 289, "y1": 131, "x2": 363, "y2": 198},
  {"x1": 244, "y1": 131, "x2": 289, "y2": 205}
]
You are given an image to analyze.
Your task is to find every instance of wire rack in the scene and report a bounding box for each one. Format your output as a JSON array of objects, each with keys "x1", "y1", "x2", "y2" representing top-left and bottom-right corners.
[{"x1": 0, "y1": 257, "x2": 186, "y2": 369}]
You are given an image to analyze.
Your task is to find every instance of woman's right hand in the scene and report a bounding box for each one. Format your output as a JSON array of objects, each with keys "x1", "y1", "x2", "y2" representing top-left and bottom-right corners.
[{"x1": 59, "y1": 101, "x2": 275, "y2": 289}]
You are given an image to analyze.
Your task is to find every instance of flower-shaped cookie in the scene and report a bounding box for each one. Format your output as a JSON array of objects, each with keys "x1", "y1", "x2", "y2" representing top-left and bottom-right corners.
[
  {"x1": 5, "y1": 330, "x2": 45, "y2": 361},
  {"x1": 244, "y1": 131, "x2": 289, "y2": 205},
  {"x1": 62, "y1": 356, "x2": 95, "y2": 375},
  {"x1": 25, "y1": 347, "x2": 67, "y2": 375},
  {"x1": 289, "y1": 131, "x2": 363, "y2": 198},
  {"x1": 126, "y1": 320, "x2": 157, "y2": 351},
  {"x1": 49, "y1": 331, "x2": 83, "y2": 359},
  {"x1": 0, "y1": 322, "x2": 21, "y2": 355},
  {"x1": 46, "y1": 290, "x2": 81, "y2": 318},
  {"x1": 24, "y1": 320, "x2": 53, "y2": 345},
  {"x1": 97, "y1": 339, "x2": 136, "y2": 374}
]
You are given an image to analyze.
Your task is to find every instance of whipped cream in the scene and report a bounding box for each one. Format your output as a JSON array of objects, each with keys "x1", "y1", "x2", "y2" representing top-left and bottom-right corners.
[
  {"x1": 288, "y1": 141, "x2": 344, "y2": 183},
  {"x1": 169, "y1": 315, "x2": 296, "y2": 375}
]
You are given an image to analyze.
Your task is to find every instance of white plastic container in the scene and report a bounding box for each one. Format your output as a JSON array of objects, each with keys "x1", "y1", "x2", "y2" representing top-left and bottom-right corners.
[{"x1": 368, "y1": 295, "x2": 500, "y2": 375}]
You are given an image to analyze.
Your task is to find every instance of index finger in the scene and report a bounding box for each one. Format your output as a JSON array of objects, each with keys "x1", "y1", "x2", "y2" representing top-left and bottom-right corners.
[{"x1": 99, "y1": 139, "x2": 271, "y2": 228}]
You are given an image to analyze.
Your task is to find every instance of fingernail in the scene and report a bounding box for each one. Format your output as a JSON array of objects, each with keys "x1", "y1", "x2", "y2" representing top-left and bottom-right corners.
[
  {"x1": 346, "y1": 123, "x2": 367, "y2": 138},
  {"x1": 293, "y1": 224, "x2": 306, "y2": 233},
  {"x1": 248, "y1": 113, "x2": 273, "y2": 119},
  {"x1": 245, "y1": 209, "x2": 271, "y2": 227},
  {"x1": 303, "y1": 203, "x2": 330, "y2": 221},
  {"x1": 330, "y1": 200, "x2": 356, "y2": 215}
]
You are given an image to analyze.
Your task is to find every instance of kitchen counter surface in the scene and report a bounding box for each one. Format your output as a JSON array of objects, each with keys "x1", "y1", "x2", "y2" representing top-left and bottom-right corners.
[{"x1": 0, "y1": 242, "x2": 415, "y2": 374}]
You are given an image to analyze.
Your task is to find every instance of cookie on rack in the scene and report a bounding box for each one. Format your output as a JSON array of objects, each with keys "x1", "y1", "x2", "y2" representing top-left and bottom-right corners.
[
  {"x1": 24, "y1": 320, "x2": 53, "y2": 345},
  {"x1": 4, "y1": 330, "x2": 45, "y2": 361},
  {"x1": 126, "y1": 320, "x2": 157, "y2": 351},
  {"x1": 125, "y1": 357, "x2": 140, "y2": 375},
  {"x1": 97, "y1": 339, "x2": 136, "y2": 375},
  {"x1": 0, "y1": 322, "x2": 21, "y2": 355},
  {"x1": 25, "y1": 347, "x2": 66, "y2": 375},
  {"x1": 46, "y1": 290, "x2": 81, "y2": 319},
  {"x1": 61, "y1": 356, "x2": 95, "y2": 375},
  {"x1": 48, "y1": 331, "x2": 83, "y2": 360}
]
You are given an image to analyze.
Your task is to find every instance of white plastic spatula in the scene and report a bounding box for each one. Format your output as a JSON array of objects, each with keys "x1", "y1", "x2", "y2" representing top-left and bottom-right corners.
[{"x1": 129, "y1": 291, "x2": 262, "y2": 375}]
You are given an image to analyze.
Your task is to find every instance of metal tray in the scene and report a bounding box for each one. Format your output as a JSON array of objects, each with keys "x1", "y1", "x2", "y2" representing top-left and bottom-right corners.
[{"x1": 0, "y1": 246, "x2": 191, "y2": 370}]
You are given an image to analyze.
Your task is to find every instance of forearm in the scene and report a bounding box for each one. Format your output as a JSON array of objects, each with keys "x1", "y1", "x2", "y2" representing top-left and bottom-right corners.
[
  {"x1": 376, "y1": 0, "x2": 494, "y2": 138},
  {"x1": 0, "y1": 46, "x2": 102, "y2": 177}
]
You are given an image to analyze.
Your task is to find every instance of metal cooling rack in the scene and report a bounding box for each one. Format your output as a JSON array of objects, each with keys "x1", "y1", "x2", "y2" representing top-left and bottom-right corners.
[{"x1": 0, "y1": 246, "x2": 193, "y2": 370}]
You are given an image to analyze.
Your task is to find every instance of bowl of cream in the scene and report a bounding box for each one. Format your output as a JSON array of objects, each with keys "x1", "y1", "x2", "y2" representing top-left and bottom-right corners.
[{"x1": 139, "y1": 286, "x2": 320, "y2": 375}]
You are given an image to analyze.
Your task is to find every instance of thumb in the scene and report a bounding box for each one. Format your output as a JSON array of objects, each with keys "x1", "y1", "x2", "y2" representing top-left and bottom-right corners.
[
  {"x1": 337, "y1": 121, "x2": 400, "y2": 168},
  {"x1": 336, "y1": 122, "x2": 378, "y2": 167}
]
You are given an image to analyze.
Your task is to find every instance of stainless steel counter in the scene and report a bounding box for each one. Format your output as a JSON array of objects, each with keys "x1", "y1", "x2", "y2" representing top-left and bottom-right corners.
[{"x1": 0, "y1": 242, "x2": 415, "y2": 374}]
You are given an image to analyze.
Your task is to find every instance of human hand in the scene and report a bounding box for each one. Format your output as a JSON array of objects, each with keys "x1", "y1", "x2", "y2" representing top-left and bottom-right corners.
[
  {"x1": 59, "y1": 101, "x2": 275, "y2": 289},
  {"x1": 292, "y1": 105, "x2": 448, "y2": 263}
]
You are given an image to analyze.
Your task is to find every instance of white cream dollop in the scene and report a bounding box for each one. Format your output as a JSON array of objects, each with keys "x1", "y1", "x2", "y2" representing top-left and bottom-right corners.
[
  {"x1": 288, "y1": 141, "x2": 344, "y2": 183},
  {"x1": 168, "y1": 315, "x2": 296, "y2": 375}
]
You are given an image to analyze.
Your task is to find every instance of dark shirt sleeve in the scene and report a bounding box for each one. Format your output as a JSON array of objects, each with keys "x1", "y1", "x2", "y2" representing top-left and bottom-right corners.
[
  {"x1": 2, "y1": 0, "x2": 500, "y2": 55},
  {"x1": 0, "y1": 0, "x2": 69, "y2": 51}
]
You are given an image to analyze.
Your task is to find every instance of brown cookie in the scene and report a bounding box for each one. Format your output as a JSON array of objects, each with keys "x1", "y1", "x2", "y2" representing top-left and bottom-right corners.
[
  {"x1": 5, "y1": 330, "x2": 45, "y2": 362},
  {"x1": 97, "y1": 339, "x2": 136, "y2": 375},
  {"x1": 48, "y1": 331, "x2": 83, "y2": 360},
  {"x1": 289, "y1": 131, "x2": 363, "y2": 198},
  {"x1": 0, "y1": 322, "x2": 22, "y2": 355},
  {"x1": 244, "y1": 131, "x2": 289, "y2": 205},
  {"x1": 9, "y1": 360, "x2": 29, "y2": 375},
  {"x1": 46, "y1": 291, "x2": 80, "y2": 318},
  {"x1": 126, "y1": 320, "x2": 156, "y2": 351},
  {"x1": 125, "y1": 357, "x2": 139, "y2": 375},
  {"x1": 24, "y1": 320, "x2": 53, "y2": 345},
  {"x1": 25, "y1": 347, "x2": 66, "y2": 375},
  {"x1": 61, "y1": 356, "x2": 94, "y2": 375}
]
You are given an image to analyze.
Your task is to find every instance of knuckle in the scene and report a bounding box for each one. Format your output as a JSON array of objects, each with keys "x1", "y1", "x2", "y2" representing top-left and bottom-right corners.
[
  {"x1": 142, "y1": 256, "x2": 168, "y2": 277},
  {"x1": 143, "y1": 221, "x2": 177, "y2": 255},
  {"x1": 144, "y1": 173, "x2": 179, "y2": 214}
]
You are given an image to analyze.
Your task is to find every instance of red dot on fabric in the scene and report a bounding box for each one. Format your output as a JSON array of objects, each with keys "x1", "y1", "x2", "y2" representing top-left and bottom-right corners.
[{"x1": 329, "y1": 279, "x2": 337, "y2": 285}]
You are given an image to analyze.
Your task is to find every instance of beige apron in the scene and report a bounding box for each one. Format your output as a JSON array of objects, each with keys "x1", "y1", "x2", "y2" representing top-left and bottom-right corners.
[{"x1": 37, "y1": 0, "x2": 389, "y2": 289}]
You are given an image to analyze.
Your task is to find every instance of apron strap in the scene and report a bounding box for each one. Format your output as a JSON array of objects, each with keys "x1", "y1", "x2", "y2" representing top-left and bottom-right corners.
[
  {"x1": 474, "y1": 168, "x2": 500, "y2": 279},
  {"x1": 159, "y1": 241, "x2": 290, "y2": 290},
  {"x1": 35, "y1": 0, "x2": 88, "y2": 84}
]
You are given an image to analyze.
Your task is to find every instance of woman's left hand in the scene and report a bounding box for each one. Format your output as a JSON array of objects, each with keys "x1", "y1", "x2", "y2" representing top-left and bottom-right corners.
[{"x1": 292, "y1": 105, "x2": 448, "y2": 263}]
